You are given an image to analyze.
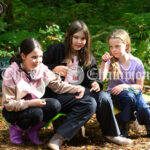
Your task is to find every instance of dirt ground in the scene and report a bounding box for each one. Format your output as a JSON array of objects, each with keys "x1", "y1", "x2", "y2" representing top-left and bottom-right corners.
[
  {"x1": 0, "y1": 96, "x2": 150, "y2": 150},
  {"x1": 0, "y1": 113, "x2": 150, "y2": 150}
]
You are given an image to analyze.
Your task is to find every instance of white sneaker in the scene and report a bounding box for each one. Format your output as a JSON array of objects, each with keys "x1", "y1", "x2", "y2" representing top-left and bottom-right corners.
[
  {"x1": 105, "y1": 136, "x2": 132, "y2": 145},
  {"x1": 48, "y1": 133, "x2": 64, "y2": 150}
]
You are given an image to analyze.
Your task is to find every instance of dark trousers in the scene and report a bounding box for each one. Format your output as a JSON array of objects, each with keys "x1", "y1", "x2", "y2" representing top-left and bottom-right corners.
[
  {"x1": 85, "y1": 89, "x2": 120, "y2": 136},
  {"x1": 44, "y1": 88, "x2": 120, "y2": 138},
  {"x1": 2, "y1": 98, "x2": 61, "y2": 130},
  {"x1": 55, "y1": 93, "x2": 97, "y2": 141},
  {"x1": 96, "y1": 91, "x2": 120, "y2": 136},
  {"x1": 112, "y1": 90, "x2": 150, "y2": 125}
]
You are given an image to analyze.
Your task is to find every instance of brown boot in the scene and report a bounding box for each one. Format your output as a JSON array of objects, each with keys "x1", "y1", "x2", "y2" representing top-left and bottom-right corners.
[{"x1": 48, "y1": 133, "x2": 65, "y2": 150}]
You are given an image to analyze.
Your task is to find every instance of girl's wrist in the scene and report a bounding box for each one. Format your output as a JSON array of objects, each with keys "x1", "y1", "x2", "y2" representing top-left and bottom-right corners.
[{"x1": 122, "y1": 84, "x2": 129, "y2": 89}]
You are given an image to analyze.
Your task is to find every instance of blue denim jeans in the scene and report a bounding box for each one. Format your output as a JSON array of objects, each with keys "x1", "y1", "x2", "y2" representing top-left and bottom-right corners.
[
  {"x1": 136, "y1": 91, "x2": 149, "y2": 111},
  {"x1": 112, "y1": 90, "x2": 150, "y2": 125}
]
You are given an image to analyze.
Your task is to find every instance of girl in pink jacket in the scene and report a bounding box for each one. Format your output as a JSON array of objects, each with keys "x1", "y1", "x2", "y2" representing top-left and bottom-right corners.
[{"x1": 2, "y1": 38, "x2": 95, "y2": 148}]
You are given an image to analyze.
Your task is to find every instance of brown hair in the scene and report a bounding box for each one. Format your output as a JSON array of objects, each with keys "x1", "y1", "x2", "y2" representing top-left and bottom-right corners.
[
  {"x1": 64, "y1": 20, "x2": 91, "y2": 67},
  {"x1": 10, "y1": 38, "x2": 43, "y2": 64},
  {"x1": 108, "y1": 29, "x2": 131, "y2": 79}
]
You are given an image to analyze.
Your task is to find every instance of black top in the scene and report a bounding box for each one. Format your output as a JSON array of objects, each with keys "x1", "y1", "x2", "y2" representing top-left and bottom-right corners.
[{"x1": 43, "y1": 43, "x2": 103, "y2": 98}]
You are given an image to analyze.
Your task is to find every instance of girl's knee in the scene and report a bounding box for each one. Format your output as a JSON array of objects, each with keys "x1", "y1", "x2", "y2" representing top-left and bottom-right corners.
[
  {"x1": 98, "y1": 91, "x2": 112, "y2": 106},
  {"x1": 51, "y1": 99, "x2": 61, "y2": 112},
  {"x1": 30, "y1": 108, "x2": 43, "y2": 122},
  {"x1": 119, "y1": 91, "x2": 136, "y2": 104},
  {"x1": 84, "y1": 96, "x2": 97, "y2": 114},
  {"x1": 46, "y1": 98, "x2": 61, "y2": 113},
  {"x1": 120, "y1": 91, "x2": 135, "y2": 99}
]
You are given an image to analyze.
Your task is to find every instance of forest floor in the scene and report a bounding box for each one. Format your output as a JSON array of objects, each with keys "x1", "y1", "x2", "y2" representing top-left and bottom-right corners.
[{"x1": 0, "y1": 95, "x2": 150, "y2": 150}]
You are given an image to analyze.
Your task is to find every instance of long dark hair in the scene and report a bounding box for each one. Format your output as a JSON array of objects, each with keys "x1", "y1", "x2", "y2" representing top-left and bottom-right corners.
[
  {"x1": 10, "y1": 38, "x2": 43, "y2": 64},
  {"x1": 64, "y1": 20, "x2": 91, "y2": 67}
]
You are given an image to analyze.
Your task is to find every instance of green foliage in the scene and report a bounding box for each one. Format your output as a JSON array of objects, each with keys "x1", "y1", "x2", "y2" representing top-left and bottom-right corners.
[
  {"x1": 140, "y1": 40, "x2": 150, "y2": 85},
  {"x1": 0, "y1": 50, "x2": 15, "y2": 59},
  {"x1": 91, "y1": 40, "x2": 108, "y2": 64},
  {"x1": 0, "y1": 24, "x2": 64, "y2": 58},
  {"x1": 0, "y1": 0, "x2": 150, "y2": 85},
  {"x1": 39, "y1": 24, "x2": 65, "y2": 50},
  {"x1": 130, "y1": 39, "x2": 150, "y2": 84},
  {"x1": 0, "y1": 21, "x2": 8, "y2": 32},
  {"x1": 121, "y1": 13, "x2": 150, "y2": 40},
  {"x1": 0, "y1": 30, "x2": 40, "y2": 58}
]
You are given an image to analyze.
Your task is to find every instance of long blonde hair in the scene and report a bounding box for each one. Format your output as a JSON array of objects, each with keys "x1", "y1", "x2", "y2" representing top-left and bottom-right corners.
[{"x1": 108, "y1": 29, "x2": 131, "y2": 79}]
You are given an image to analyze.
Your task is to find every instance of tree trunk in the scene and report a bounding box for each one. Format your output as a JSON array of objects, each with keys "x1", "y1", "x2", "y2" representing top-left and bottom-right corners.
[{"x1": 4, "y1": 0, "x2": 14, "y2": 24}]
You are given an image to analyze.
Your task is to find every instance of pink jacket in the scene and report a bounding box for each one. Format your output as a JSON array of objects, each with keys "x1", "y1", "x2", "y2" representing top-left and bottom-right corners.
[{"x1": 2, "y1": 62, "x2": 82, "y2": 112}]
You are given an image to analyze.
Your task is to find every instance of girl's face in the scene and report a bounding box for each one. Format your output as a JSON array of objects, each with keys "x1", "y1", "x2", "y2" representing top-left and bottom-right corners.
[
  {"x1": 21, "y1": 48, "x2": 43, "y2": 72},
  {"x1": 72, "y1": 30, "x2": 87, "y2": 51},
  {"x1": 108, "y1": 38, "x2": 127, "y2": 58}
]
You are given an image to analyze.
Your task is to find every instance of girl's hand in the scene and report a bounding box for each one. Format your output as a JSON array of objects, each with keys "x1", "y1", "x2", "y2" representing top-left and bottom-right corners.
[
  {"x1": 111, "y1": 84, "x2": 128, "y2": 95},
  {"x1": 75, "y1": 87, "x2": 85, "y2": 99},
  {"x1": 90, "y1": 81, "x2": 100, "y2": 92},
  {"x1": 28, "y1": 99, "x2": 46, "y2": 107},
  {"x1": 102, "y1": 52, "x2": 113, "y2": 62},
  {"x1": 52, "y1": 66, "x2": 68, "y2": 77}
]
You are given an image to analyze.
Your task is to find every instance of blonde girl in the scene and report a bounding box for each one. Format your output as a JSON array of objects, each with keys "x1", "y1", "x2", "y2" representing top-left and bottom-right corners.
[{"x1": 100, "y1": 29, "x2": 150, "y2": 137}]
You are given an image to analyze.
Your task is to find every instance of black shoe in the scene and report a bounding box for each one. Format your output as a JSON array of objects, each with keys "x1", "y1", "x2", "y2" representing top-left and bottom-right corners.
[
  {"x1": 120, "y1": 122, "x2": 129, "y2": 137},
  {"x1": 120, "y1": 129, "x2": 129, "y2": 137},
  {"x1": 145, "y1": 125, "x2": 150, "y2": 137}
]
